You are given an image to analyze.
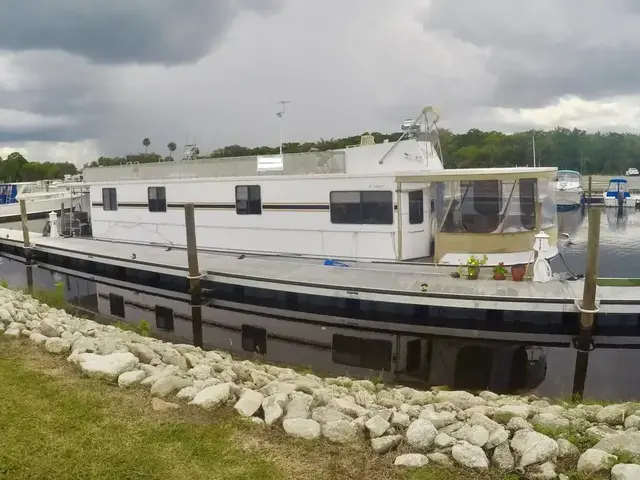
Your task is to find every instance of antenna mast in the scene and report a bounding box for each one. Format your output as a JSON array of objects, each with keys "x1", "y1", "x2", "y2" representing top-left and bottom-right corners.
[{"x1": 277, "y1": 100, "x2": 291, "y2": 157}]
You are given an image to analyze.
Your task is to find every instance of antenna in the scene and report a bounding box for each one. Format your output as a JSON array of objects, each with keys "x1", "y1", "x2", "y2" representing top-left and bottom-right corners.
[{"x1": 277, "y1": 100, "x2": 291, "y2": 157}]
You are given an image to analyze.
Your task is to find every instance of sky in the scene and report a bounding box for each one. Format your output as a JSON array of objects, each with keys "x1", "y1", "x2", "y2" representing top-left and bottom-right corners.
[{"x1": 0, "y1": 0, "x2": 638, "y2": 165}]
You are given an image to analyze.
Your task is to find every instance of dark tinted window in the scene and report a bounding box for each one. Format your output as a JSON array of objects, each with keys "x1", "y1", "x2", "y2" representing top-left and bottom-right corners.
[
  {"x1": 330, "y1": 191, "x2": 393, "y2": 225},
  {"x1": 236, "y1": 185, "x2": 262, "y2": 215},
  {"x1": 241, "y1": 325, "x2": 267, "y2": 354},
  {"x1": 102, "y1": 188, "x2": 117, "y2": 211},
  {"x1": 148, "y1": 187, "x2": 167, "y2": 212},
  {"x1": 406, "y1": 339, "x2": 422, "y2": 372},
  {"x1": 461, "y1": 180, "x2": 501, "y2": 233},
  {"x1": 519, "y1": 178, "x2": 537, "y2": 230},
  {"x1": 408, "y1": 190, "x2": 424, "y2": 224}
]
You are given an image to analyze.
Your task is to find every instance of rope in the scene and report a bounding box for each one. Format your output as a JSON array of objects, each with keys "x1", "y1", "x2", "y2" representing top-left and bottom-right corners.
[{"x1": 574, "y1": 299, "x2": 600, "y2": 314}]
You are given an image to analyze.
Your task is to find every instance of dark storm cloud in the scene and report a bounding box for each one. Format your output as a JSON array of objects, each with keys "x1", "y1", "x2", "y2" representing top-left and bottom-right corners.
[
  {"x1": 422, "y1": 0, "x2": 640, "y2": 108},
  {"x1": 0, "y1": 0, "x2": 282, "y2": 64}
]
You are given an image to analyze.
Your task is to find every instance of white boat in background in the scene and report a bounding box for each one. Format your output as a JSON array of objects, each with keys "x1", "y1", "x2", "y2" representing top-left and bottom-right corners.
[
  {"x1": 0, "y1": 180, "x2": 82, "y2": 224},
  {"x1": 603, "y1": 178, "x2": 638, "y2": 208},
  {"x1": 554, "y1": 170, "x2": 583, "y2": 212}
]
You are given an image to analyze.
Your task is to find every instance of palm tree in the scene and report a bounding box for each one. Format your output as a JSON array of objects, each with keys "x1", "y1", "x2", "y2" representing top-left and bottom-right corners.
[
  {"x1": 143, "y1": 138, "x2": 150, "y2": 154},
  {"x1": 167, "y1": 142, "x2": 177, "y2": 158}
]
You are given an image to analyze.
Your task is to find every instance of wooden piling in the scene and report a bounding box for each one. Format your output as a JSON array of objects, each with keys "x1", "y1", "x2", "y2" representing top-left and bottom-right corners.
[
  {"x1": 588, "y1": 175, "x2": 592, "y2": 201},
  {"x1": 19, "y1": 200, "x2": 33, "y2": 291},
  {"x1": 184, "y1": 203, "x2": 203, "y2": 348},
  {"x1": 572, "y1": 207, "x2": 601, "y2": 400}
]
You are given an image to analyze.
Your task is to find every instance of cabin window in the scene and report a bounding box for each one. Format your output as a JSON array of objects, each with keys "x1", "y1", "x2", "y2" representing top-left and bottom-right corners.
[
  {"x1": 102, "y1": 188, "x2": 117, "y2": 211},
  {"x1": 519, "y1": 178, "x2": 537, "y2": 230},
  {"x1": 332, "y1": 334, "x2": 392, "y2": 371},
  {"x1": 406, "y1": 339, "x2": 422, "y2": 372},
  {"x1": 148, "y1": 187, "x2": 166, "y2": 212},
  {"x1": 330, "y1": 191, "x2": 393, "y2": 225},
  {"x1": 235, "y1": 185, "x2": 262, "y2": 215},
  {"x1": 408, "y1": 190, "x2": 424, "y2": 224},
  {"x1": 241, "y1": 325, "x2": 267, "y2": 355},
  {"x1": 155, "y1": 305, "x2": 174, "y2": 331},
  {"x1": 108, "y1": 293, "x2": 125, "y2": 318}
]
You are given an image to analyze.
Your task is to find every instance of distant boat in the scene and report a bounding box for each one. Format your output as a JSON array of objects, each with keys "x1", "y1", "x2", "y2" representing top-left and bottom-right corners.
[
  {"x1": 603, "y1": 178, "x2": 637, "y2": 208},
  {"x1": 554, "y1": 170, "x2": 583, "y2": 212}
]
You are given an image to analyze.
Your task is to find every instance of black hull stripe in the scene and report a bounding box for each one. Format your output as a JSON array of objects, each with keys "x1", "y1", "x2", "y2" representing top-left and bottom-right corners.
[{"x1": 91, "y1": 202, "x2": 397, "y2": 212}]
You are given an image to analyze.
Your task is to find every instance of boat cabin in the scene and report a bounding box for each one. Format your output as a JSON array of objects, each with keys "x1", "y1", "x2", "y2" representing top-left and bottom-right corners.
[{"x1": 605, "y1": 178, "x2": 631, "y2": 199}]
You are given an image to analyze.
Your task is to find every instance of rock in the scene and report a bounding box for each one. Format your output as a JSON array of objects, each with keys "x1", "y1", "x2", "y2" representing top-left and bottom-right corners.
[
  {"x1": 485, "y1": 427, "x2": 509, "y2": 449},
  {"x1": 4, "y1": 328, "x2": 21, "y2": 339},
  {"x1": 495, "y1": 404, "x2": 531, "y2": 419},
  {"x1": 612, "y1": 463, "x2": 640, "y2": 480},
  {"x1": 151, "y1": 398, "x2": 180, "y2": 412},
  {"x1": 531, "y1": 412, "x2": 570, "y2": 428},
  {"x1": 577, "y1": 448, "x2": 618, "y2": 474},
  {"x1": 75, "y1": 352, "x2": 139, "y2": 381},
  {"x1": 527, "y1": 461, "x2": 557, "y2": 480},
  {"x1": 406, "y1": 419, "x2": 438, "y2": 450},
  {"x1": 118, "y1": 370, "x2": 147, "y2": 387},
  {"x1": 427, "y1": 452, "x2": 453, "y2": 466},
  {"x1": 419, "y1": 408, "x2": 457, "y2": 429},
  {"x1": 234, "y1": 389, "x2": 264, "y2": 417},
  {"x1": 189, "y1": 383, "x2": 232, "y2": 409},
  {"x1": 128, "y1": 343, "x2": 159, "y2": 364},
  {"x1": 282, "y1": 418, "x2": 321, "y2": 440},
  {"x1": 597, "y1": 404, "x2": 627, "y2": 426},
  {"x1": 284, "y1": 393, "x2": 312, "y2": 420},
  {"x1": 625, "y1": 415, "x2": 640, "y2": 429},
  {"x1": 329, "y1": 397, "x2": 368, "y2": 418},
  {"x1": 365, "y1": 415, "x2": 390, "y2": 439},
  {"x1": 151, "y1": 376, "x2": 193, "y2": 398},
  {"x1": 29, "y1": 332, "x2": 48, "y2": 345},
  {"x1": 161, "y1": 349, "x2": 188, "y2": 371},
  {"x1": 39, "y1": 321, "x2": 60, "y2": 338},
  {"x1": 250, "y1": 417, "x2": 265, "y2": 426},
  {"x1": 479, "y1": 391, "x2": 500, "y2": 402},
  {"x1": 322, "y1": 420, "x2": 359, "y2": 444},
  {"x1": 492, "y1": 442, "x2": 515, "y2": 470},
  {"x1": 394, "y1": 453, "x2": 429, "y2": 468},
  {"x1": 44, "y1": 337, "x2": 72, "y2": 354},
  {"x1": 434, "y1": 433, "x2": 456, "y2": 448},
  {"x1": 461, "y1": 425, "x2": 489, "y2": 447},
  {"x1": 593, "y1": 432, "x2": 640, "y2": 461},
  {"x1": 587, "y1": 424, "x2": 620, "y2": 440},
  {"x1": 557, "y1": 438, "x2": 580, "y2": 458},
  {"x1": 506, "y1": 416, "x2": 533, "y2": 432},
  {"x1": 371, "y1": 434, "x2": 403, "y2": 454},
  {"x1": 390, "y1": 411, "x2": 411, "y2": 428},
  {"x1": 294, "y1": 376, "x2": 321, "y2": 395},
  {"x1": 310, "y1": 406, "x2": 350, "y2": 425},
  {"x1": 451, "y1": 441, "x2": 489, "y2": 469},
  {"x1": 510, "y1": 430, "x2": 558, "y2": 468},
  {"x1": 435, "y1": 390, "x2": 485, "y2": 409}
]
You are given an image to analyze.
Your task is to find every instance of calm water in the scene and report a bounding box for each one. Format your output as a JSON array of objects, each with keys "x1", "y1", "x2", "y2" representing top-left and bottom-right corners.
[{"x1": 1, "y1": 206, "x2": 640, "y2": 401}]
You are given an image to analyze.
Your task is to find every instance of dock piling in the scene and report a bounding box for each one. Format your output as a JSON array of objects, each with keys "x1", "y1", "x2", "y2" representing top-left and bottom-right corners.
[
  {"x1": 572, "y1": 207, "x2": 601, "y2": 400},
  {"x1": 588, "y1": 175, "x2": 592, "y2": 201},
  {"x1": 19, "y1": 199, "x2": 33, "y2": 291},
  {"x1": 184, "y1": 203, "x2": 204, "y2": 348}
]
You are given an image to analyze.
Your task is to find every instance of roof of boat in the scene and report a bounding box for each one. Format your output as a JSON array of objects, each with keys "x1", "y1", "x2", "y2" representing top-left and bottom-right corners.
[
  {"x1": 557, "y1": 170, "x2": 581, "y2": 175},
  {"x1": 610, "y1": 178, "x2": 628, "y2": 183}
]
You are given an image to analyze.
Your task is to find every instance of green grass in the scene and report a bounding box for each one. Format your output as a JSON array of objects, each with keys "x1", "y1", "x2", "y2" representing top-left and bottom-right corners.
[
  {"x1": 597, "y1": 277, "x2": 640, "y2": 287},
  {"x1": 532, "y1": 424, "x2": 599, "y2": 452}
]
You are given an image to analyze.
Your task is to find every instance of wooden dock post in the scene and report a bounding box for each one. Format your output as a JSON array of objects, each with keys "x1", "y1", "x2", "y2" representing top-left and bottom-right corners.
[
  {"x1": 184, "y1": 203, "x2": 203, "y2": 348},
  {"x1": 588, "y1": 175, "x2": 592, "y2": 201},
  {"x1": 572, "y1": 207, "x2": 601, "y2": 400},
  {"x1": 19, "y1": 199, "x2": 33, "y2": 291}
]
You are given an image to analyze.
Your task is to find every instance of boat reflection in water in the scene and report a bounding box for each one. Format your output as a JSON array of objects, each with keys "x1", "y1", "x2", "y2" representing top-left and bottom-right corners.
[{"x1": 0, "y1": 253, "x2": 549, "y2": 394}]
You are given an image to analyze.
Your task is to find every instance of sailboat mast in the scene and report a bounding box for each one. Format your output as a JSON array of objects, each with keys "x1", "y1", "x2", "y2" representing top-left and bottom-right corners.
[{"x1": 532, "y1": 133, "x2": 537, "y2": 168}]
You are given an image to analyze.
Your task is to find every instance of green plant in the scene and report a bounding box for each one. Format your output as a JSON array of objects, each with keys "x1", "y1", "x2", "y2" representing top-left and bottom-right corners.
[
  {"x1": 458, "y1": 254, "x2": 488, "y2": 279},
  {"x1": 493, "y1": 262, "x2": 508, "y2": 276},
  {"x1": 113, "y1": 320, "x2": 152, "y2": 337},
  {"x1": 0, "y1": 279, "x2": 8, "y2": 288}
]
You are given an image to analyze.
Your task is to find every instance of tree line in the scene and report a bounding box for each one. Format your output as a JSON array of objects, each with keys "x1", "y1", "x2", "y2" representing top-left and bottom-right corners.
[
  {"x1": 85, "y1": 128, "x2": 640, "y2": 175},
  {"x1": 0, "y1": 152, "x2": 77, "y2": 182}
]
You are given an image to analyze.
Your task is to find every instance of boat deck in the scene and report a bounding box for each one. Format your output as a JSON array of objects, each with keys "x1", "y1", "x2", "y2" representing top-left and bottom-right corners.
[{"x1": 0, "y1": 228, "x2": 638, "y2": 313}]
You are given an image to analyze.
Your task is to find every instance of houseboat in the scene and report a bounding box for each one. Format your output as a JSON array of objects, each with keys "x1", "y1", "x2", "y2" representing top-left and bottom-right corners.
[
  {"x1": 554, "y1": 170, "x2": 583, "y2": 211},
  {"x1": 77, "y1": 110, "x2": 559, "y2": 268}
]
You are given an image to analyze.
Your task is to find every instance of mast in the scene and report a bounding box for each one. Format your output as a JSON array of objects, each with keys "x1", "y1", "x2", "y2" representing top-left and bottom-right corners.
[
  {"x1": 532, "y1": 132, "x2": 537, "y2": 168},
  {"x1": 277, "y1": 100, "x2": 291, "y2": 157}
]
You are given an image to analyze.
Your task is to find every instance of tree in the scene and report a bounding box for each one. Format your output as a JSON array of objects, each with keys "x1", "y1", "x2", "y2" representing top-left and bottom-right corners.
[
  {"x1": 167, "y1": 142, "x2": 177, "y2": 158},
  {"x1": 142, "y1": 138, "x2": 150, "y2": 154}
]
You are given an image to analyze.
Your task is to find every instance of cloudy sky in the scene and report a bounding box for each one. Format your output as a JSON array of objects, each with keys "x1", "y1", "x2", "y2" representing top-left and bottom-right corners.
[{"x1": 0, "y1": 0, "x2": 637, "y2": 165}]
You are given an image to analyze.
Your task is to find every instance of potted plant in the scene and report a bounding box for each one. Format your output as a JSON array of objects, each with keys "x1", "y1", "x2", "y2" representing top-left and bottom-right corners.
[
  {"x1": 463, "y1": 254, "x2": 488, "y2": 280},
  {"x1": 493, "y1": 262, "x2": 507, "y2": 280},
  {"x1": 511, "y1": 263, "x2": 527, "y2": 282}
]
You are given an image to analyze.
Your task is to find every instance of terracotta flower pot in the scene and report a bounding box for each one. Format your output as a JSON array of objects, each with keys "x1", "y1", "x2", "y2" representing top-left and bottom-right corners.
[
  {"x1": 511, "y1": 264, "x2": 526, "y2": 282},
  {"x1": 493, "y1": 272, "x2": 506, "y2": 280},
  {"x1": 467, "y1": 266, "x2": 480, "y2": 280}
]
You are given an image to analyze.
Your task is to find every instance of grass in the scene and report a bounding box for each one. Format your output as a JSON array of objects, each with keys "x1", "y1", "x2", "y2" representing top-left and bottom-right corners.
[
  {"x1": 532, "y1": 424, "x2": 599, "y2": 452},
  {"x1": 596, "y1": 277, "x2": 640, "y2": 287}
]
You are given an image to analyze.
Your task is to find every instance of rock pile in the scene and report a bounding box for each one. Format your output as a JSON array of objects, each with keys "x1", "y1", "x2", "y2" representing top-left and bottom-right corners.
[{"x1": 3, "y1": 287, "x2": 640, "y2": 477}]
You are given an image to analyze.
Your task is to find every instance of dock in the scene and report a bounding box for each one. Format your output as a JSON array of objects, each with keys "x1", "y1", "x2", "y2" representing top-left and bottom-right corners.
[{"x1": 0, "y1": 227, "x2": 638, "y2": 316}]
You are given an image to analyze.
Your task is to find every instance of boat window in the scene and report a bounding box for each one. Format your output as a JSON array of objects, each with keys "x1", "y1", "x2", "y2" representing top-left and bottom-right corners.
[
  {"x1": 330, "y1": 191, "x2": 393, "y2": 225},
  {"x1": 148, "y1": 187, "x2": 167, "y2": 212},
  {"x1": 538, "y1": 178, "x2": 556, "y2": 229},
  {"x1": 235, "y1": 185, "x2": 262, "y2": 215},
  {"x1": 102, "y1": 188, "x2": 117, "y2": 211},
  {"x1": 332, "y1": 334, "x2": 392, "y2": 371},
  {"x1": 241, "y1": 324, "x2": 267, "y2": 355},
  {"x1": 408, "y1": 190, "x2": 424, "y2": 224},
  {"x1": 519, "y1": 178, "x2": 537, "y2": 230},
  {"x1": 461, "y1": 180, "x2": 501, "y2": 233},
  {"x1": 155, "y1": 305, "x2": 174, "y2": 331}
]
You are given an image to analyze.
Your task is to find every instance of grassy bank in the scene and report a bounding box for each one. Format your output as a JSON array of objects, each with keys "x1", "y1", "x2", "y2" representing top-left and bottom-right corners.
[{"x1": 1, "y1": 337, "x2": 605, "y2": 480}]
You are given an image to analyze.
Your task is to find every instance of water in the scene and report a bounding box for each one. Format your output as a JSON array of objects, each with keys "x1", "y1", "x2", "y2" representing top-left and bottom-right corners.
[{"x1": 1, "y1": 206, "x2": 640, "y2": 401}]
